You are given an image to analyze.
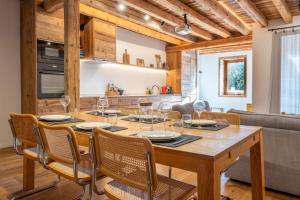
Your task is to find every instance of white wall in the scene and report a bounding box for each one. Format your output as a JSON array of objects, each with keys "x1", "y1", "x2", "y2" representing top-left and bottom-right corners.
[
  {"x1": 198, "y1": 51, "x2": 252, "y2": 111},
  {"x1": 253, "y1": 16, "x2": 300, "y2": 113},
  {"x1": 80, "y1": 28, "x2": 167, "y2": 96},
  {"x1": 0, "y1": 0, "x2": 20, "y2": 148}
]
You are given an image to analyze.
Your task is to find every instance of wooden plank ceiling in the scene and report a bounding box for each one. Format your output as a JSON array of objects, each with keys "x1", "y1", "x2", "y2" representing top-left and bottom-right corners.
[{"x1": 39, "y1": 0, "x2": 300, "y2": 53}]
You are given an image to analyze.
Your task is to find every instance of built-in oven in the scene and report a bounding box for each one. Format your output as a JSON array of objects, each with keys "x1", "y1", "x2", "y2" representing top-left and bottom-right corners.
[
  {"x1": 38, "y1": 40, "x2": 64, "y2": 64},
  {"x1": 37, "y1": 40, "x2": 65, "y2": 99},
  {"x1": 37, "y1": 63, "x2": 64, "y2": 98}
]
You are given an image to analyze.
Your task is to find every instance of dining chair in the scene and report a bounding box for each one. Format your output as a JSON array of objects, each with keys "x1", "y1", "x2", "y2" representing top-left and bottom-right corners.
[
  {"x1": 197, "y1": 111, "x2": 241, "y2": 125},
  {"x1": 8, "y1": 113, "x2": 58, "y2": 200},
  {"x1": 91, "y1": 128, "x2": 197, "y2": 200},
  {"x1": 167, "y1": 110, "x2": 181, "y2": 120},
  {"x1": 37, "y1": 122, "x2": 104, "y2": 200}
]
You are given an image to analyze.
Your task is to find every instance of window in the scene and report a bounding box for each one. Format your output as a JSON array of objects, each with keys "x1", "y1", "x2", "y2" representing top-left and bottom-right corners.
[{"x1": 219, "y1": 56, "x2": 247, "y2": 97}]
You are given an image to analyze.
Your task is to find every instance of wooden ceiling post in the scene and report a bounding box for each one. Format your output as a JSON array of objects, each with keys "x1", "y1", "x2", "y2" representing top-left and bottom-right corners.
[
  {"x1": 20, "y1": 0, "x2": 37, "y2": 114},
  {"x1": 271, "y1": 0, "x2": 293, "y2": 23},
  {"x1": 236, "y1": 0, "x2": 268, "y2": 27},
  {"x1": 166, "y1": 35, "x2": 252, "y2": 52},
  {"x1": 64, "y1": 0, "x2": 80, "y2": 112}
]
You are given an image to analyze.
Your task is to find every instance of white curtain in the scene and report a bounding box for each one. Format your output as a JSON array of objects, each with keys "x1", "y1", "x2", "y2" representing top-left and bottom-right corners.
[
  {"x1": 280, "y1": 30, "x2": 300, "y2": 114},
  {"x1": 269, "y1": 32, "x2": 282, "y2": 113}
]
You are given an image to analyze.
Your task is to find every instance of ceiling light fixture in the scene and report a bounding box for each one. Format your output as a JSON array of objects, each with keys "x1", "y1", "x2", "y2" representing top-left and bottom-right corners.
[
  {"x1": 144, "y1": 14, "x2": 150, "y2": 21},
  {"x1": 175, "y1": 14, "x2": 192, "y2": 35},
  {"x1": 117, "y1": 3, "x2": 126, "y2": 11}
]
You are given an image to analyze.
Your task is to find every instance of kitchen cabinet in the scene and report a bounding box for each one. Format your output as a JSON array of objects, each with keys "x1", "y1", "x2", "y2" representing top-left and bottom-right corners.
[
  {"x1": 84, "y1": 18, "x2": 116, "y2": 61},
  {"x1": 36, "y1": 10, "x2": 64, "y2": 44}
]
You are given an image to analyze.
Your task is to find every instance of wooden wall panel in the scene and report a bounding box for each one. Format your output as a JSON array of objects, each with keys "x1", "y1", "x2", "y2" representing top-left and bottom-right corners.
[
  {"x1": 166, "y1": 51, "x2": 182, "y2": 94},
  {"x1": 21, "y1": 0, "x2": 37, "y2": 114}
]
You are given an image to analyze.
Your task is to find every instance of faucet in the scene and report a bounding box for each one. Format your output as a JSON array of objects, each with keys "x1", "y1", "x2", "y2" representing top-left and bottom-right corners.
[{"x1": 151, "y1": 85, "x2": 160, "y2": 95}]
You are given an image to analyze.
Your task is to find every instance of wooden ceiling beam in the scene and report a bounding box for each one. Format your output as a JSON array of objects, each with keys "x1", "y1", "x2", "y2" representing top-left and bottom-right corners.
[
  {"x1": 122, "y1": 0, "x2": 213, "y2": 40},
  {"x1": 166, "y1": 35, "x2": 252, "y2": 52},
  {"x1": 271, "y1": 0, "x2": 292, "y2": 23},
  {"x1": 151, "y1": 0, "x2": 231, "y2": 38},
  {"x1": 192, "y1": 0, "x2": 251, "y2": 35},
  {"x1": 79, "y1": 3, "x2": 185, "y2": 45},
  {"x1": 82, "y1": 0, "x2": 198, "y2": 43},
  {"x1": 198, "y1": 43, "x2": 252, "y2": 54},
  {"x1": 43, "y1": 0, "x2": 63, "y2": 12},
  {"x1": 236, "y1": 0, "x2": 268, "y2": 27}
]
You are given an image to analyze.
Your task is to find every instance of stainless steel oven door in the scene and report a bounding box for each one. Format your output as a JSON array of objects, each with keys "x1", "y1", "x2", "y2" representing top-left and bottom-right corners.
[{"x1": 38, "y1": 71, "x2": 64, "y2": 98}]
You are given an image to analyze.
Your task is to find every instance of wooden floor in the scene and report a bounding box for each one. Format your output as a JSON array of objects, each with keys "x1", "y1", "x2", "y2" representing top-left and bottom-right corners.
[{"x1": 0, "y1": 148, "x2": 299, "y2": 200}]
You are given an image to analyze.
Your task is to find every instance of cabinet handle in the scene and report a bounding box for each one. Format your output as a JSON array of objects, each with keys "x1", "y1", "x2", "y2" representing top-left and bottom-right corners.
[{"x1": 52, "y1": 65, "x2": 58, "y2": 68}]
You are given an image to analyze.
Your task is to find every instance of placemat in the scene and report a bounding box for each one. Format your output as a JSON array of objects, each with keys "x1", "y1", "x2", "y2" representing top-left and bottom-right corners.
[
  {"x1": 175, "y1": 123, "x2": 230, "y2": 131},
  {"x1": 122, "y1": 117, "x2": 167, "y2": 124},
  {"x1": 39, "y1": 117, "x2": 85, "y2": 125},
  {"x1": 152, "y1": 134, "x2": 202, "y2": 148},
  {"x1": 71, "y1": 125, "x2": 128, "y2": 134},
  {"x1": 87, "y1": 111, "x2": 127, "y2": 117}
]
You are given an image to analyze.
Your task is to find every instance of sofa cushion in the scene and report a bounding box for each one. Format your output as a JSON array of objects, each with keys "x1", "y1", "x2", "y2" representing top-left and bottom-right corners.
[{"x1": 172, "y1": 102, "x2": 194, "y2": 115}]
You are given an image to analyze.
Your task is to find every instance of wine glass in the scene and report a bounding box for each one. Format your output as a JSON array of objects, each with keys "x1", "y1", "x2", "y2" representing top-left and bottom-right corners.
[
  {"x1": 158, "y1": 101, "x2": 172, "y2": 131},
  {"x1": 97, "y1": 97, "x2": 109, "y2": 116},
  {"x1": 193, "y1": 99, "x2": 206, "y2": 119},
  {"x1": 60, "y1": 95, "x2": 70, "y2": 113}
]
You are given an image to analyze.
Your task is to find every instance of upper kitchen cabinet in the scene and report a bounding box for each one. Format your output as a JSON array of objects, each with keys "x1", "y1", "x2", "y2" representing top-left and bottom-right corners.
[
  {"x1": 84, "y1": 18, "x2": 116, "y2": 61},
  {"x1": 36, "y1": 9, "x2": 64, "y2": 44}
]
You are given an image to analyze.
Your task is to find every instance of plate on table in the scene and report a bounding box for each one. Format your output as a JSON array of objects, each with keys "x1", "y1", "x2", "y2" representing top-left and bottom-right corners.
[
  {"x1": 104, "y1": 110, "x2": 122, "y2": 114},
  {"x1": 184, "y1": 119, "x2": 217, "y2": 126},
  {"x1": 75, "y1": 122, "x2": 112, "y2": 130},
  {"x1": 137, "y1": 130, "x2": 181, "y2": 141},
  {"x1": 40, "y1": 115, "x2": 72, "y2": 122}
]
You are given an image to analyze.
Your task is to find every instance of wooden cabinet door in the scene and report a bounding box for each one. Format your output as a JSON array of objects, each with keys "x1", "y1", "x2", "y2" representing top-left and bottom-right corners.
[
  {"x1": 85, "y1": 18, "x2": 116, "y2": 61},
  {"x1": 36, "y1": 10, "x2": 64, "y2": 44}
]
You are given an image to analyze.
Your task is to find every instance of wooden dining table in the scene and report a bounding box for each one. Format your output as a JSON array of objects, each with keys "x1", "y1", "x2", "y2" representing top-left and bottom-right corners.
[{"x1": 23, "y1": 112, "x2": 265, "y2": 200}]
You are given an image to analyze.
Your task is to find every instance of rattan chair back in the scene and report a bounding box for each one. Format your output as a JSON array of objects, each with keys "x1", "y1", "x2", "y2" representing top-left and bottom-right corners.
[
  {"x1": 200, "y1": 111, "x2": 240, "y2": 125},
  {"x1": 9, "y1": 113, "x2": 38, "y2": 146},
  {"x1": 167, "y1": 111, "x2": 181, "y2": 120},
  {"x1": 38, "y1": 122, "x2": 81, "y2": 164},
  {"x1": 92, "y1": 128, "x2": 158, "y2": 192}
]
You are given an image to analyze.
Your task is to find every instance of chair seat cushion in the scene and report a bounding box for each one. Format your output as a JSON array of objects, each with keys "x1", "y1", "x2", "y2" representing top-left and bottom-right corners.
[
  {"x1": 104, "y1": 174, "x2": 196, "y2": 200},
  {"x1": 48, "y1": 154, "x2": 102, "y2": 182}
]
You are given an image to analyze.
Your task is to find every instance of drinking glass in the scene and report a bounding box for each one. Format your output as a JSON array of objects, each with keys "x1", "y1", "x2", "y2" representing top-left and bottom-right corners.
[
  {"x1": 107, "y1": 114, "x2": 118, "y2": 126},
  {"x1": 60, "y1": 95, "x2": 71, "y2": 113},
  {"x1": 138, "y1": 99, "x2": 154, "y2": 131},
  {"x1": 193, "y1": 99, "x2": 206, "y2": 118},
  {"x1": 97, "y1": 97, "x2": 109, "y2": 116},
  {"x1": 182, "y1": 114, "x2": 192, "y2": 128},
  {"x1": 158, "y1": 101, "x2": 172, "y2": 131}
]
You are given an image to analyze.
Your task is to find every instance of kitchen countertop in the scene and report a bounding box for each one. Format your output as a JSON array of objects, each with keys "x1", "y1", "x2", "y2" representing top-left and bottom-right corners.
[{"x1": 80, "y1": 94, "x2": 181, "y2": 98}]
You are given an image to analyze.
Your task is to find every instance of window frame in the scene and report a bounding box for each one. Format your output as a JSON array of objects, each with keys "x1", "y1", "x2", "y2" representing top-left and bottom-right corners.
[{"x1": 218, "y1": 55, "x2": 247, "y2": 97}]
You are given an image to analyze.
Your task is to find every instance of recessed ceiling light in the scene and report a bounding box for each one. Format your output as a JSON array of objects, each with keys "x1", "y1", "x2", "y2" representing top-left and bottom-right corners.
[
  {"x1": 144, "y1": 14, "x2": 150, "y2": 21},
  {"x1": 117, "y1": 3, "x2": 126, "y2": 11}
]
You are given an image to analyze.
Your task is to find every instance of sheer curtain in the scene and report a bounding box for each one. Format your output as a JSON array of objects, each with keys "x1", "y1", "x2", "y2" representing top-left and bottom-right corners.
[{"x1": 280, "y1": 30, "x2": 300, "y2": 114}]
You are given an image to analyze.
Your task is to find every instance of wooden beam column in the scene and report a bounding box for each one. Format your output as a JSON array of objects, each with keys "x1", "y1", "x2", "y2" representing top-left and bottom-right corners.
[
  {"x1": 64, "y1": 0, "x2": 80, "y2": 112},
  {"x1": 271, "y1": 0, "x2": 292, "y2": 23},
  {"x1": 21, "y1": 0, "x2": 37, "y2": 114}
]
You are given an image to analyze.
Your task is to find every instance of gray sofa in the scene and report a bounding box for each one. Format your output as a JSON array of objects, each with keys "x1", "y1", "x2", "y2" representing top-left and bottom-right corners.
[{"x1": 226, "y1": 109, "x2": 300, "y2": 196}]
